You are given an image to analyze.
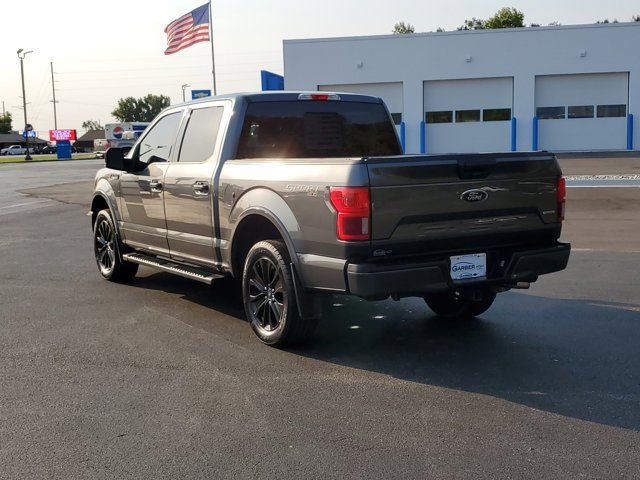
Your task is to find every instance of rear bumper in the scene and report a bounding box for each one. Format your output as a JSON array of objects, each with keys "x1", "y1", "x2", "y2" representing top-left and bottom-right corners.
[{"x1": 346, "y1": 242, "x2": 571, "y2": 299}]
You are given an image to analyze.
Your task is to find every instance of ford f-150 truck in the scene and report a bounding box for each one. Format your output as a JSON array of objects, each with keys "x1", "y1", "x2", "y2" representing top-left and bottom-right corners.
[{"x1": 91, "y1": 92, "x2": 570, "y2": 346}]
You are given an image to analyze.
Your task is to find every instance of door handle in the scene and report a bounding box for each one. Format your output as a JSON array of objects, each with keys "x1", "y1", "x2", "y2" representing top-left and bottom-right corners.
[
  {"x1": 150, "y1": 180, "x2": 163, "y2": 193},
  {"x1": 193, "y1": 181, "x2": 210, "y2": 196}
]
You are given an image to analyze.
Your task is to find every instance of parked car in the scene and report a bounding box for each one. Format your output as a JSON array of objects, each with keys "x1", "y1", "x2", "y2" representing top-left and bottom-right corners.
[
  {"x1": 1, "y1": 145, "x2": 27, "y2": 156},
  {"x1": 35, "y1": 145, "x2": 56, "y2": 155},
  {"x1": 94, "y1": 139, "x2": 108, "y2": 158},
  {"x1": 90, "y1": 92, "x2": 570, "y2": 347}
]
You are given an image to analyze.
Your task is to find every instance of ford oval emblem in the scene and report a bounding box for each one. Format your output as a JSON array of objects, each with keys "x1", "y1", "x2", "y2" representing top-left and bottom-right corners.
[{"x1": 461, "y1": 189, "x2": 488, "y2": 203}]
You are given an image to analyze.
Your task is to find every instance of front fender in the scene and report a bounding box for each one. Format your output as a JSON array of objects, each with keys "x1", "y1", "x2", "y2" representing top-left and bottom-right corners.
[{"x1": 91, "y1": 178, "x2": 121, "y2": 229}]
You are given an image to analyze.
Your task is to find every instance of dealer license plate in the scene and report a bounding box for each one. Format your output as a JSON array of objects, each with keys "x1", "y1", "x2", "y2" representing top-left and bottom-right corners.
[{"x1": 450, "y1": 253, "x2": 487, "y2": 280}]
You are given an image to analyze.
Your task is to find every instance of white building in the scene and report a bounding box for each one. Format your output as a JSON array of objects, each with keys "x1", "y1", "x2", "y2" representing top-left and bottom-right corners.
[{"x1": 283, "y1": 22, "x2": 640, "y2": 154}]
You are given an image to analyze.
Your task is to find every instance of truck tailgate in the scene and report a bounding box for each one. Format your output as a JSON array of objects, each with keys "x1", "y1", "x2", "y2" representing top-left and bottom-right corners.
[{"x1": 366, "y1": 152, "x2": 562, "y2": 256}]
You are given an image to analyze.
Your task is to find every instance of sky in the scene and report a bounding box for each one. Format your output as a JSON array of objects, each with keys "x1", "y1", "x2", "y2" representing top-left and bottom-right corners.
[{"x1": 1, "y1": 0, "x2": 639, "y2": 135}]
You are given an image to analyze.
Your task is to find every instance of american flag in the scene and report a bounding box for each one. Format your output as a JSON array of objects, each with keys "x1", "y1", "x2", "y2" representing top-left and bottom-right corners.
[{"x1": 164, "y1": 3, "x2": 211, "y2": 55}]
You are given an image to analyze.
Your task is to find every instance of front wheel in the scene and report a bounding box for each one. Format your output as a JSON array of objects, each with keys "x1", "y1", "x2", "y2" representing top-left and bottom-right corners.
[
  {"x1": 242, "y1": 240, "x2": 316, "y2": 347},
  {"x1": 93, "y1": 209, "x2": 138, "y2": 282},
  {"x1": 425, "y1": 291, "x2": 496, "y2": 319}
]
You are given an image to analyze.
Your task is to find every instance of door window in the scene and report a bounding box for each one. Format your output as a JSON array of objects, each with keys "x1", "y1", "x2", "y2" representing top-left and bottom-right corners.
[
  {"x1": 597, "y1": 104, "x2": 626, "y2": 118},
  {"x1": 483, "y1": 108, "x2": 512, "y2": 121},
  {"x1": 178, "y1": 106, "x2": 224, "y2": 163},
  {"x1": 425, "y1": 111, "x2": 453, "y2": 124},
  {"x1": 568, "y1": 106, "x2": 595, "y2": 119},
  {"x1": 138, "y1": 112, "x2": 182, "y2": 164},
  {"x1": 537, "y1": 106, "x2": 566, "y2": 120},
  {"x1": 455, "y1": 110, "x2": 481, "y2": 123}
]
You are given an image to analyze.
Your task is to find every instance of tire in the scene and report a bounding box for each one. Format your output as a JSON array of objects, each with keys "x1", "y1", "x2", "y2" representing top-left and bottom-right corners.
[
  {"x1": 242, "y1": 240, "x2": 316, "y2": 347},
  {"x1": 93, "y1": 209, "x2": 138, "y2": 282},
  {"x1": 425, "y1": 291, "x2": 496, "y2": 319}
]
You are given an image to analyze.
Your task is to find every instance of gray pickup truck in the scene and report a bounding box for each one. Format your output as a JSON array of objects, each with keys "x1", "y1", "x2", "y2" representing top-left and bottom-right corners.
[{"x1": 91, "y1": 92, "x2": 570, "y2": 346}]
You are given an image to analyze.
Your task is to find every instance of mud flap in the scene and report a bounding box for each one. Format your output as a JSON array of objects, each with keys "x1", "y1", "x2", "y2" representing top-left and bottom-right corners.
[{"x1": 290, "y1": 263, "x2": 324, "y2": 321}]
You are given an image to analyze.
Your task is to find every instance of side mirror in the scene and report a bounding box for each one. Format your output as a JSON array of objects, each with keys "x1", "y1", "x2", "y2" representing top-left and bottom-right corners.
[
  {"x1": 105, "y1": 148, "x2": 125, "y2": 171},
  {"x1": 147, "y1": 154, "x2": 164, "y2": 165},
  {"x1": 105, "y1": 148, "x2": 138, "y2": 172}
]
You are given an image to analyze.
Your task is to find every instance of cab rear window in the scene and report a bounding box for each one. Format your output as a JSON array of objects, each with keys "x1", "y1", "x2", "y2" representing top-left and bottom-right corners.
[{"x1": 235, "y1": 101, "x2": 401, "y2": 159}]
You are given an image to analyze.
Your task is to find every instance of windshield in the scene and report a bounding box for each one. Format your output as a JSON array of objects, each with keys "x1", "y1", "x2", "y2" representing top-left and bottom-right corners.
[{"x1": 236, "y1": 100, "x2": 402, "y2": 159}]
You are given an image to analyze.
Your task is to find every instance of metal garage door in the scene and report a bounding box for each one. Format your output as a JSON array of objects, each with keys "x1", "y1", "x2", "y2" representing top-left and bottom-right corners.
[
  {"x1": 423, "y1": 77, "x2": 513, "y2": 154},
  {"x1": 535, "y1": 73, "x2": 629, "y2": 151},
  {"x1": 318, "y1": 81, "x2": 404, "y2": 125}
]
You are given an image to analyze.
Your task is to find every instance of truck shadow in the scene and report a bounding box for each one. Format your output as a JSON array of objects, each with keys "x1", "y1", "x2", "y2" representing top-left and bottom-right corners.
[
  {"x1": 296, "y1": 292, "x2": 640, "y2": 432},
  {"x1": 130, "y1": 272, "x2": 640, "y2": 432}
]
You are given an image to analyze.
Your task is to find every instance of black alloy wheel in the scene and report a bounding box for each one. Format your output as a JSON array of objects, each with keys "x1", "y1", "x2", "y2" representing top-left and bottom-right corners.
[
  {"x1": 93, "y1": 209, "x2": 138, "y2": 282},
  {"x1": 248, "y1": 256, "x2": 286, "y2": 333},
  {"x1": 242, "y1": 240, "x2": 317, "y2": 347},
  {"x1": 95, "y1": 214, "x2": 117, "y2": 277}
]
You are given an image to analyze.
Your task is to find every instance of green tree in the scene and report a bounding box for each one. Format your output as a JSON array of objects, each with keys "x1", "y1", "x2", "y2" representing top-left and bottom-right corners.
[
  {"x1": 393, "y1": 22, "x2": 415, "y2": 34},
  {"x1": 111, "y1": 94, "x2": 171, "y2": 122},
  {"x1": 458, "y1": 7, "x2": 525, "y2": 30},
  {"x1": 0, "y1": 112, "x2": 11, "y2": 134},
  {"x1": 82, "y1": 119, "x2": 103, "y2": 131},
  {"x1": 485, "y1": 7, "x2": 524, "y2": 29},
  {"x1": 458, "y1": 17, "x2": 486, "y2": 30}
]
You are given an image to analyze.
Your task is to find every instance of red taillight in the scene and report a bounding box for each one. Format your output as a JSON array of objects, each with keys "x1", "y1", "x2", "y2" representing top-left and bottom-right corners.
[
  {"x1": 557, "y1": 176, "x2": 566, "y2": 222},
  {"x1": 329, "y1": 187, "x2": 370, "y2": 241}
]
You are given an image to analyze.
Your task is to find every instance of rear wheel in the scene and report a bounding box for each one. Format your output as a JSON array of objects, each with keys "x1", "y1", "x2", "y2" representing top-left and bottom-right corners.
[
  {"x1": 93, "y1": 209, "x2": 138, "y2": 282},
  {"x1": 242, "y1": 240, "x2": 316, "y2": 347},
  {"x1": 425, "y1": 291, "x2": 496, "y2": 319}
]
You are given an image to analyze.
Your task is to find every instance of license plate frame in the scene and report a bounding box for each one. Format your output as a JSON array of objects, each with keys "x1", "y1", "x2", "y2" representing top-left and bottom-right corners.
[{"x1": 449, "y1": 253, "x2": 487, "y2": 280}]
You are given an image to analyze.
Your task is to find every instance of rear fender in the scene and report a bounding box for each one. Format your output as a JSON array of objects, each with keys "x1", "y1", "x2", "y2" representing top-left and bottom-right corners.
[{"x1": 228, "y1": 187, "x2": 301, "y2": 277}]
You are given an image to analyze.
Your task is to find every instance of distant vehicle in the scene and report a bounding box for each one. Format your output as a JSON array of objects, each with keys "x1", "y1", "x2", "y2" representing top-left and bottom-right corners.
[
  {"x1": 91, "y1": 92, "x2": 570, "y2": 347},
  {"x1": 38, "y1": 145, "x2": 57, "y2": 155},
  {"x1": 1, "y1": 145, "x2": 27, "y2": 156},
  {"x1": 94, "y1": 139, "x2": 108, "y2": 158},
  {"x1": 104, "y1": 122, "x2": 149, "y2": 150}
]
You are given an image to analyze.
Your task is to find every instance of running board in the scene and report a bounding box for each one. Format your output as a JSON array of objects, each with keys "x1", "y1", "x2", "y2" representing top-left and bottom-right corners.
[{"x1": 123, "y1": 253, "x2": 224, "y2": 285}]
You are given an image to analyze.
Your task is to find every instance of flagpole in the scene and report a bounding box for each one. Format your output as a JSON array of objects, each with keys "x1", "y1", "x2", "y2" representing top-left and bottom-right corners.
[{"x1": 209, "y1": 0, "x2": 217, "y2": 95}]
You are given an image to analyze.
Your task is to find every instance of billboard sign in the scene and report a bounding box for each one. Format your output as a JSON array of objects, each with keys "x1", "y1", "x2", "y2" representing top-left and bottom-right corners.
[
  {"x1": 20, "y1": 130, "x2": 37, "y2": 138},
  {"x1": 49, "y1": 129, "x2": 77, "y2": 141},
  {"x1": 192, "y1": 89, "x2": 212, "y2": 100},
  {"x1": 105, "y1": 123, "x2": 149, "y2": 141}
]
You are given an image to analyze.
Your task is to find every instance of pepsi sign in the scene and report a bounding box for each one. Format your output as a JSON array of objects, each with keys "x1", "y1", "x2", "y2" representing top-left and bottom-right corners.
[{"x1": 113, "y1": 126, "x2": 124, "y2": 139}]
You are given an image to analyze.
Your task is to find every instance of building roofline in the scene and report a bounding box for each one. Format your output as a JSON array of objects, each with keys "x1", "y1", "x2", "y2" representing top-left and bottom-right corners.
[{"x1": 283, "y1": 21, "x2": 640, "y2": 45}]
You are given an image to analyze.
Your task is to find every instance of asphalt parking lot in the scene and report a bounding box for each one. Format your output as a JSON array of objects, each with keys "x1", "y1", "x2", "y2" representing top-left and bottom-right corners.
[{"x1": 1, "y1": 158, "x2": 639, "y2": 479}]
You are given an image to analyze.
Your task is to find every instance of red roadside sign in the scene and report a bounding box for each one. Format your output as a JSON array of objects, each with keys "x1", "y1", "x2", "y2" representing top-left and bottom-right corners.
[{"x1": 49, "y1": 129, "x2": 77, "y2": 141}]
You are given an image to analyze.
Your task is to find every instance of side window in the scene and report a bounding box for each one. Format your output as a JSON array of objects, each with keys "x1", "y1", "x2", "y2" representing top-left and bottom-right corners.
[
  {"x1": 178, "y1": 106, "x2": 224, "y2": 163},
  {"x1": 138, "y1": 112, "x2": 182, "y2": 164}
]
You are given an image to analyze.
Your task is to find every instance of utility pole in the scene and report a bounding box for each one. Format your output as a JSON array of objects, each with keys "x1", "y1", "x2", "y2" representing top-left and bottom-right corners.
[
  {"x1": 208, "y1": 0, "x2": 217, "y2": 95},
  {"x1": 50, "y1": 62, "x2": 58, "y2": 130},
  {"x1": 1, "y1": 101, "x2": 5, "y2": 116},
  {"x1": 17, "y1": 49, "x2": 33, "y2": 161}
]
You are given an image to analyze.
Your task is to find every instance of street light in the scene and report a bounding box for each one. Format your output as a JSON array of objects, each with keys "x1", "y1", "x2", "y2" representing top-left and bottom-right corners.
[
  {"x1": 17, "y1": 49, "x2": 33, "y2": 160},
  {"x1": 181, "y1": 84, "x2": 190, "y2": 103}
]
